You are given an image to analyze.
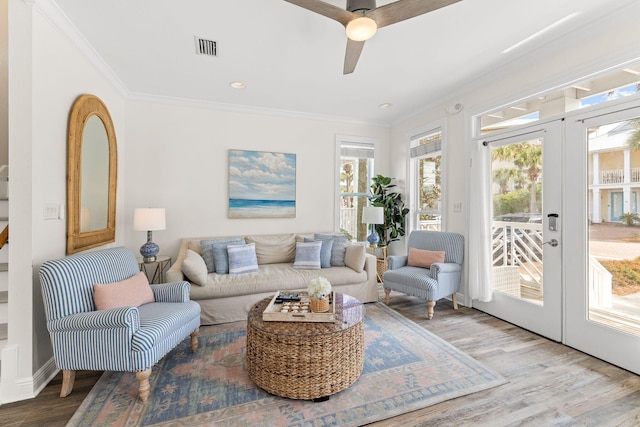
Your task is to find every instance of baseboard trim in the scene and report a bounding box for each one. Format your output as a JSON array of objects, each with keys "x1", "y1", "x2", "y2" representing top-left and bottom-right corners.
[
  {"x1": 0, "y1": 348, "x2": 58, "y2": 405},
  {"x1": 33, "y1": 357, "x2": 59, "y2": 397}
]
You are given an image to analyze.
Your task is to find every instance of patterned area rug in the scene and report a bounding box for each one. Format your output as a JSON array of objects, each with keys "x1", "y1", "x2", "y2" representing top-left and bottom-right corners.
[{"x1": 68, "y1": 303, "x2": 506, "y2": 427}]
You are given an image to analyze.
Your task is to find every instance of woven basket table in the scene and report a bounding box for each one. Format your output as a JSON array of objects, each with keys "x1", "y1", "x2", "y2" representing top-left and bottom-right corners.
[{"x1": 246, "y1": 293, "x2": 365, "y2": 401}]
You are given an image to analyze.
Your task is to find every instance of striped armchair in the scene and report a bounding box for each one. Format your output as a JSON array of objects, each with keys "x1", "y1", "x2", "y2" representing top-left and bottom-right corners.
[
  {"x1": 39, "y1": 246, "x2": 201, "y2": 401},
  {"x1": 383, "y1": 231, "x2": 464, "y2": 319}
]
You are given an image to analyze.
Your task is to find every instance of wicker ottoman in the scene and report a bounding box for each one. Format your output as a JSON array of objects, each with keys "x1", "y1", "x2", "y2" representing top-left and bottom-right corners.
[{"x1": 246, "y1": 293, "x2": 365, "y2": 400}]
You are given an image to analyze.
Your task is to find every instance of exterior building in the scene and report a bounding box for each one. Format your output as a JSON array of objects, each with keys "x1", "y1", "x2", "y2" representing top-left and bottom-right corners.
[{"x1": 589, "y1": 121, "x2": 640, "y2": 223}]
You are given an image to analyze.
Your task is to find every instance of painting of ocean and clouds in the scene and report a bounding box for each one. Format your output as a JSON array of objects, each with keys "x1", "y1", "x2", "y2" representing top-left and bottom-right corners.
[{"x1": 228, "y1": 150, "x2": 296, "y2": 218}]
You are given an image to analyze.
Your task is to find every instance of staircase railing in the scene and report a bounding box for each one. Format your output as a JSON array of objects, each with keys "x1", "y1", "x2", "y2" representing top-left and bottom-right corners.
[{"x1": 0, "y1": 225, "x2": 8, "y2": 250}]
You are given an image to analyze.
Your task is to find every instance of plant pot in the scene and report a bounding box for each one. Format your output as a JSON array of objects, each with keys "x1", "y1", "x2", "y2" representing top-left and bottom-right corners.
[{"x1": 310, "y1": 298, "x2": 329, "y2": 313}]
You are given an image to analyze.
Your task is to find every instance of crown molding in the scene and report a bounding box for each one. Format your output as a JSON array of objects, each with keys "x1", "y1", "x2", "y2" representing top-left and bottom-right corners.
[
  {"x1": 26, "y1": 0, "x2": 129, "y2": 97},
  {"x1": 127, "y1": 91, "x2": 389, "y2": 128}
]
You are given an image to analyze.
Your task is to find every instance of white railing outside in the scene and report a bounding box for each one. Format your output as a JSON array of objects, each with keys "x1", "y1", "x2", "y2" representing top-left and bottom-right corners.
[
  {"x1": 418, "y1": 219, "x2": 441, "y2": 231},
  {"x1": 632, "y1": 167, "x2": 640, "y2": 183},
  {"x1": 600, "y1": 169, "x2": 624, "y2": 184},
  {"x1": 588, "y1": 254, "x2": 613, "y2": 308},
  {"x1": 492, "y1": 221, "x2": 543, "y2": 287},
  {"x1": 340, "y1": 207, "x2": 357, "y2": 238}
]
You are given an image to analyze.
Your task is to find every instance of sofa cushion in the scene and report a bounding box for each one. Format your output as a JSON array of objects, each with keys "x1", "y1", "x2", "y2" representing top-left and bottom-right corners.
[
  {"x1": 201, "y1": 237, "x2": 245, "y2": 274},
  {"x1": 182, "y1": 249, "x2": 208, "y2": 286},
  {"x1": 408, "y1": 248, "x2": 446, "y2": 268},
  {"x1": 293, "y1": 241, "x2": 322, "y2": 269},
  {"x1": 228, "y1": 242, "x2": 259, "y2": 274},
  {"x1": 314, "y1": 233, "x2": 349, "y2": 267},
  {"x1": 304, "y1": 237, "x2": 334, "y2": 268},
  {"x1": 188, "y1": 263, "x2": 368, "y2": 301},
  {"x1": 245, "y1": 233, "x2": 296, "y2": 264},
  {"x1": 344, "y1": 244, "x2": 367, "y2": 273},
  {"x1": 93, "y1": 272, "x2": 155, "y2": 310}
]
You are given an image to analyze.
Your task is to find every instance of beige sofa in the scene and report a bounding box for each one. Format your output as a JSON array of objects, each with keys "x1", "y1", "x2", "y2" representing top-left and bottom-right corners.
[{"x1": 166, "y1": 233, "x2": 379, "y2": 324}]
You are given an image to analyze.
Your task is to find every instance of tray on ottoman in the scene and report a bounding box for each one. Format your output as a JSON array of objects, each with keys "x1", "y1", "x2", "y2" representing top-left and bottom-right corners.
[{"x1": 262, "y1": 291, "x2": 335, "y2": 322}]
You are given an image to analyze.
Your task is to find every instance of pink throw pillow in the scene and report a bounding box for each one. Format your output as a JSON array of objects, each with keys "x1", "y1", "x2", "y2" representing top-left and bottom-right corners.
[
  {"x1": 94, "y1": 271, "x2": 155, "y2": 310},
  {"x1": 407, "y1": 248, "x2": 446, "y2": 269}
]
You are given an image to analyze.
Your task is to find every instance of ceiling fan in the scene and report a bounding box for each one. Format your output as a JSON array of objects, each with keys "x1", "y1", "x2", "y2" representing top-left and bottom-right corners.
[{"x1": 284, "y1": 0, "x2": 463, "y2": 74}]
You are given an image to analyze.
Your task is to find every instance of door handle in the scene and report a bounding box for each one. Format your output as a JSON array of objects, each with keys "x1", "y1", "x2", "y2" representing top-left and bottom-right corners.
[{"x1": 543, "y1": 239, "x2": 558, "y2": 247}]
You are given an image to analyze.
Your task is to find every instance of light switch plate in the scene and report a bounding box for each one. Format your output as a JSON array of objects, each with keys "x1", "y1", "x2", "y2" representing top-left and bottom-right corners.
[{"x1": 43, "y1": 203, "x2": 60, "y2": 220}]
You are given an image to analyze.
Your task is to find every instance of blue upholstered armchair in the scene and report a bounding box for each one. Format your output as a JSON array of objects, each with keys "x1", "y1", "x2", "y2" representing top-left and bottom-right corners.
[
  {"x1": 39, "y1": 247, "x2": 201, "y2": 401},
  {"x1": 383, "y1": 231, "x2": 464, "y2": 319}
]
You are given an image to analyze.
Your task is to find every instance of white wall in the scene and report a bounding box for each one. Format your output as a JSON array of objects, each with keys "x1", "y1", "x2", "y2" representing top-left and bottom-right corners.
[
  {"x1": 1, "y1": 0, "x2": 126, "y2": 403},
  {"x1": 123, "y1": 100, "x2": 390, "y2": 258}
]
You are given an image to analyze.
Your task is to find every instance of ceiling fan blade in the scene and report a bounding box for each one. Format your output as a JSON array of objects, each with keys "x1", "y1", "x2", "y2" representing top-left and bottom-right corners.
[
  {"x1": 370, "y1": 0, "x2": 463, "y2": 28},
  {"x1": 344, "y1": 39, "x2": 366, "y2": 74},
  {"x1": 284, "y1": 0, "x2": 357, "y2": 26}
]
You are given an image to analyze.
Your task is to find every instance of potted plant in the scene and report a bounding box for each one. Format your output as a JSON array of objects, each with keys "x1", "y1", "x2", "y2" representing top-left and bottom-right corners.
[
  {"x1": 307, "y1": 277, "x2": 332, "y2": 312},
  {"x1": 369, "y1": 175, "x2": 410, "y2": 247}
]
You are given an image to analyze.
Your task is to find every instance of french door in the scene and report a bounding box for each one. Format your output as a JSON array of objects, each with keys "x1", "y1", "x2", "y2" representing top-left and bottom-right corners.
[
  {"x1": 565, "y1": 105, "x2": 640, "y2": 375},
  {"x1": 473, "y1": 121, "x2": 563, "y2": 341}
]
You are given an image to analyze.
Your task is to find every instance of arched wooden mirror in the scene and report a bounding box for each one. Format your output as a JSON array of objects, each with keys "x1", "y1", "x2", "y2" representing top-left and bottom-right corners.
[{"x1": 67, "y1": 94, "x2": 117, "y2": 254}]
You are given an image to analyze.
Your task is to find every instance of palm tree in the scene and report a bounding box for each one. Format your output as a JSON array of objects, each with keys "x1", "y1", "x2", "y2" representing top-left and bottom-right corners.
[
  {"x1": 626, "y1": 118, "x2": 640, "y2": 151},
  {"x1": 341, "y1": 162, "x2": 354, "y2": 207},
  {"x1": 492, "y1": 142, "x2": 542, "y2": 213},
  {"x1": 492, "y1": 167, "x2": 519, "y2": 194}
]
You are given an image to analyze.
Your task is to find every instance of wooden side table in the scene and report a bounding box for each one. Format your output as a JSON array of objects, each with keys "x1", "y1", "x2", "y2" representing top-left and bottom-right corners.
[
  {"x1": 137, "y1": 255, "x2": 171, "y2": 284},
  {"x1": 367, "y1": 246, "x2": 387, "y2": 282}
]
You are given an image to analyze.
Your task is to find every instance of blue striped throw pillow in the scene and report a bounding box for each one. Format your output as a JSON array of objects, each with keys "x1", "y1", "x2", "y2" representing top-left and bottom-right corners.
[
  {"x1": 293, "y1": 241, "x2": 322, "y2": 269},
  {"x1": 304, "y1": 237, "x2": 334, "y2": 268},
  {"x1": 227, "y1": 242, "x2": 258, "y2": 274},
  {"x1": 201, "y1": 237, "x2": 245, "y2": 274}
]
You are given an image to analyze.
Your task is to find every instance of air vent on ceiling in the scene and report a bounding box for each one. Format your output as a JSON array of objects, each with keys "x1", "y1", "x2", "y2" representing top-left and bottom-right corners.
[{"x1": 195, "y1": 36, "x2": 217, "y2": 56}]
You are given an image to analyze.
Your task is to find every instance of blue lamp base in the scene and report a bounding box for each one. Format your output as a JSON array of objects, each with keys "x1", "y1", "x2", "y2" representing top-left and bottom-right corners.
[
  {"x1": 367, "y1": 226, "x2": 380, "y2": 247},
  {"x1": 140, "y1": 230, "x2": 159, "y2": 262}
]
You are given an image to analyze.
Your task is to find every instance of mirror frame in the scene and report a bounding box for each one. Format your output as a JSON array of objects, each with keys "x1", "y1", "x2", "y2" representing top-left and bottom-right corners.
[{"x1": 67, "y1": 94, "x2": 118, "y2": 255}]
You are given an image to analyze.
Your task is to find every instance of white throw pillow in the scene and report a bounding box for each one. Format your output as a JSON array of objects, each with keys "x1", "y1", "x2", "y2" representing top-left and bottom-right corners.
[{"x1": 182, "y1": 249, "x2": 208, "y2": 286}]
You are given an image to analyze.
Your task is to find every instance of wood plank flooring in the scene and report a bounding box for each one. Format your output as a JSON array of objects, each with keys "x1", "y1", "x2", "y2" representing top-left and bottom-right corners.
[{"x1": 2, "y1": 286, "x2": 640, "y2": 426}]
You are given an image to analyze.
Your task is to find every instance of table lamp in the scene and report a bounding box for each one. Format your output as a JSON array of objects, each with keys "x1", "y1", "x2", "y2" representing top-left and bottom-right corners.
[
  {"x1": 362, "y1": 206, "x2": 384, "y2": 247},
  {"x1": 134, "y1": 208, "x2": 166, "y2": 262}
]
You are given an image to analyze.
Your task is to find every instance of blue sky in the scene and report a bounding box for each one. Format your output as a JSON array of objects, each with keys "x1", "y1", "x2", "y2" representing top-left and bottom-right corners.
[
  {"x1": 229, "y1": 150, "x2": 296, "y2": 201},
  {"x1": 581, "y1": 84, "x2": 639, "y2": 107}
]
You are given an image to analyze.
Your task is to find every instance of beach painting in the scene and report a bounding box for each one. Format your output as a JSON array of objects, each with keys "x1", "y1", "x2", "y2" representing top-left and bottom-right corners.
[{"x1": 228, "y1": 150, "x2": 296, "y2": 218}]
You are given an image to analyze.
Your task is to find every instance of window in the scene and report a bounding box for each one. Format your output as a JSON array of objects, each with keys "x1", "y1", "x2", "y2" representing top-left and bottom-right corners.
[
  {"x1": 338, "y1": 139, "x2": 374, "y2": 241},
  {"x1": 479, "y1": 62, "x2": 640, "y2": 135},
  {"x1": 410, "y1": 129, "x2": 443, "y2": 231}
]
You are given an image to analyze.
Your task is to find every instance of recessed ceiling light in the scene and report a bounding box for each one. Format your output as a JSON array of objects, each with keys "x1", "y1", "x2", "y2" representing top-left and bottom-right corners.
[
  {"x1": 230, "y1": 81, "x2": 246, "y2": 89},
  {"x1": 379, "y1": 103, "x2": 392, "y2": 109}
]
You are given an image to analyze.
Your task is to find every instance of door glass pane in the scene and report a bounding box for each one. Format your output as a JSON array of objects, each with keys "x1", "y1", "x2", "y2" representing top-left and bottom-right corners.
[
  {"x1": 588, "y1": 117, "x2": 640, "y2": 334},
  {"x1": 491, "y1": 138, "x2": 544, "y2": 305}
]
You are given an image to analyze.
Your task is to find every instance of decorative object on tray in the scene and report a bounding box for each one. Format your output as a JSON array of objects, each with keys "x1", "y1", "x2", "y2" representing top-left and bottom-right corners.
[
  {"x1": 308, "y1": 276, "x2": 331, "y2": 312},
  {"x1": 263, "y1": 291, "x2": 335, "y2": 322}
]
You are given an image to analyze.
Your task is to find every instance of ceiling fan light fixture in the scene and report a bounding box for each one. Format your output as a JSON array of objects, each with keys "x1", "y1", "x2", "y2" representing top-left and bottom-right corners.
[{"x1": 346, "y1": 16, "x2": 377, "y2": 41}]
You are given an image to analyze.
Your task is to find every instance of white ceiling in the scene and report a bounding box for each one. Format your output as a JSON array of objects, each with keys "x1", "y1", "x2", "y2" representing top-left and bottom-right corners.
[{"x1": 51, "y1": 0, "x2": 631, "y2": 125}]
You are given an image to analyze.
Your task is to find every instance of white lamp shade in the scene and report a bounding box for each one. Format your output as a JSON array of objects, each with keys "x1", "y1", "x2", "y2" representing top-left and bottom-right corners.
[
  {"x1": 345, "y1": 16, "x2": 378, "y2": 41},
  {"x1": 362, "y1": 206, "x2": 384, "y2": 224},
  {"x1": 133, "y1": 208, "x2": 166, "y2": 231}
]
